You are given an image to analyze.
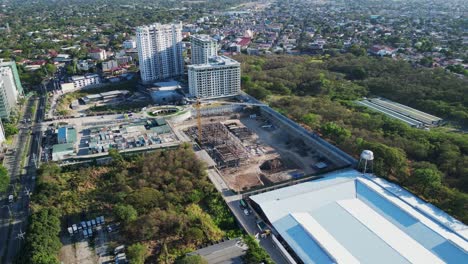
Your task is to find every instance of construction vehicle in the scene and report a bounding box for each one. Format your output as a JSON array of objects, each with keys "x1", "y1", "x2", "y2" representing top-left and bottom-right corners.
[{"x1": 191, "y1": 98, "x2": 267, "y2": 142}]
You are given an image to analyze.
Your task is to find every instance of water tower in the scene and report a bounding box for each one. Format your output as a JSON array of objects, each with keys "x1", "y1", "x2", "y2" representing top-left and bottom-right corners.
[{"x1": 358, "y1": 150, "x2": 374, "y2": 174}]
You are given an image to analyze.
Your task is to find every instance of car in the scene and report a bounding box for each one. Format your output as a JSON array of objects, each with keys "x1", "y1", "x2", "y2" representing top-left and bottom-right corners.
[
  {"x1": 107, "y1": 223, "x2": 121, "y2": 233},
  {"x1": 8, "y1": 195, "x2": 13, "y2": 203},
  {"x1": 243, "y1": 209, "x2": 250, "y2": 216},
  {"x1": 114, "y1": 245, "x2": 125, "y2": 255}
]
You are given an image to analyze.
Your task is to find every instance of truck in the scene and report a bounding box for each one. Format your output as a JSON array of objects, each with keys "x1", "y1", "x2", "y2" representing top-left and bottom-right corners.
[{"x1": 239, "y1": 199, "x2": 247, "y2": 209}]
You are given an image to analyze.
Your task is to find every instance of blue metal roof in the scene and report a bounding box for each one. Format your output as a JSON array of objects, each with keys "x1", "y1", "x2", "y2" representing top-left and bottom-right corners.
[{"x1": 58, "y1": 127, "x2": 67, "y2": 141}]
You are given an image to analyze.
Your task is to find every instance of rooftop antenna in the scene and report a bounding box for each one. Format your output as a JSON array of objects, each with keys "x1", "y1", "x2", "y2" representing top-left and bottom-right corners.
[{"x1": 358, "y1": 150, "x2": 374, "y2": 175}]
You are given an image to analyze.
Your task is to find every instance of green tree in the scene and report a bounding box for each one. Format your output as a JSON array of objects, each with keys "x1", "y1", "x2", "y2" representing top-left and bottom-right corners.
[
  {"x1": 20, "y1": 208, "x2": 62, "y2": 264},
  {"x1": 0, "y1": 165, "x2": 9, "y2": 193},
  {"x1": 3, "y1": 122, "x2": 19, "y2": 137},
  {"x1": 302, "y1": 113, "x2": 320, "y2": 128},
  {"x1": 127, "y1": 243, "x2": 148, "y2": 264},
  {"x1": 176, "y1": 255, "x2": 208, "y2": 264},
  {"x1": 114, "y1": 204, "x2": 138, "y2": 223},
  {"x1": 109, "y1": 148, "x2": 124, "y2": 165},
  {"x1": 321, "y1": 122, "x2": 351, "y2": 143},
  {"x1": 44, "y1": 63, "x2": 57, "y2": 77},
  {"x1": 349, "y1": 45, "x2": 367, "y2": 56},
  {"x1": 413, "y1": 167, "x2": 442, "y2": 193},
  {"x1": 246, "y1": 85, "x2": 271, "y2": 100},
  {"x1": 185, "y1": 227, "x2": 204, "y2": 243},
  {"x1": 243, "y1": 235, "x2": 274, "y2": 264}
]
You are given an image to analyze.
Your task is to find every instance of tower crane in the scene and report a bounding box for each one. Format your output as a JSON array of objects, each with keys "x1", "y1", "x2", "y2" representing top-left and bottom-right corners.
[{"x1": 192, "y1": 98, "x2": 266, "y2": 142}]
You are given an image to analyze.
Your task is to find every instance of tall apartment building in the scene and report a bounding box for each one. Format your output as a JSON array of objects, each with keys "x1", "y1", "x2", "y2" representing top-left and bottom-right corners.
[
  {"x1": 0, "y1": 61, "x2": 23, "y2": 119},
  {"x1": 188, "y1": 56, "x2": 241, "y2": 99},
  {"x1": 191, "y1": 35, "x2": 218, "y2": 65},
  {"x1": 0, "y1": 119, "x2": 5, "y2": 145},
  {"x1": 136, "y1": 23, "x2": 184, "y2": 83}
]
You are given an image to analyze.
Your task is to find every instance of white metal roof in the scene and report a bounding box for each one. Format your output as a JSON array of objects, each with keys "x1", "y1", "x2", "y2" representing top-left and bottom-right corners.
[
  {"x1": 291, "y1": 212, "x2": 360, "y2": 264},
  {"x1": 250, "y1": 169, "x2": 468, "y2": 264},
  {"x1": 337, "y1": 199, "x2": 444, "y2": 264}
]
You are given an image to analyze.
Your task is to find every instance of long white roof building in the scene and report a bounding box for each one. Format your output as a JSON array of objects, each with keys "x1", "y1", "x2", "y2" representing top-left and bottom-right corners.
[{"x1": 250, "y1": 169, "x2": 468, "y2": 264}]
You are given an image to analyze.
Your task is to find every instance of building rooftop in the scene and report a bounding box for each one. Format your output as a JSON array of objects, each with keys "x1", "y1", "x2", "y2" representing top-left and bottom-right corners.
[
  {"x1": 100, "y1": 90, "x2": 129, "y2": 97},
  {"x1": 152, "y1": 81, "x2": 181, "y2": 91},
  {"x1": 189, "y1": 56, "x2": 240, "y2": 69},
  {"x1": 191, "y1": 34, "x2": 217, "y2": 42},
  {"x1": 250, "y1": 169, "x2": 468, "y2": 264},
  {"x1": 52, "y1": 143, "x2": 75, "y2": 153},
  {"x1": 67, "y1": 128, "x2": 77, "y2": 143},
  {"x1": 188, "y1": 238, "x2": 247, "y2": 264},
  {"x1": 369, "y1": 98, "x2": 443, "y2": 125}
]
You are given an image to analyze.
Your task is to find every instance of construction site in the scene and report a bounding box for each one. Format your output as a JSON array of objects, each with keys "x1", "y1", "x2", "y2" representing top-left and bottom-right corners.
[{"x1": 178, "y1": 102, "x2": 355, "y2": 192}]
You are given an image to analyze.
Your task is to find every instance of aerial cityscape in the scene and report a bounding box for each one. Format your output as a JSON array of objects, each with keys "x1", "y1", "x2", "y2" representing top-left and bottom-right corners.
[{"x1": 0, "y1": 0, "x2": 466, "y2": 263}]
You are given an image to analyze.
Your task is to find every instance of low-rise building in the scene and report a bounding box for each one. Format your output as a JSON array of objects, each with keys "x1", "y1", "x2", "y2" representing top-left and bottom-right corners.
[
  {"x1": 150, "y1": 81, "x2": 184, "y2": 104},
  {"x1": 123, "y1": 39, "x2": 136, "y2": 49},
  {"x1": 102, "y1": 60, "x2": 119, "y2": 72},
  {"x1": 89, "y1": 48, "x2": 107, "y2": 60},
  {"x1": 57, "y1": 127, "x2": 77, "y2": 144},
  {"x1": 52, "y1": 143, "x2": 75, "y2": 161},
  {"x1": 70, "y1": 74, "x2": 101, "y2": 89}
]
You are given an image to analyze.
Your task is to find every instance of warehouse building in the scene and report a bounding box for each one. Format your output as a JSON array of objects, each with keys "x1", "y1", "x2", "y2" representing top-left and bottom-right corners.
[
  {"x1": 250, "y1": 169, "x2": 468, "y2": 264},
  {"x1": 52, "y1": 143, "x2": 75, "y2": 161},
  {"x1": 358, "y1": 98, "x2": 443, "y2": 127}
]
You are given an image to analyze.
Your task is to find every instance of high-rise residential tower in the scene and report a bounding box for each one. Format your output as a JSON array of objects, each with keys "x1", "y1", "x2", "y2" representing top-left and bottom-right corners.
[
  {"x1": 191, "y1": 34, "x2": 218, "y2": 65},
  {"x1": 0, "y1": 61, "x2": 23, "y2": 119},
  {"x1": 136, "y1": 23, "x2": 184, "y2": 83},
  {"x1": 188, "y1": 56, "x2": 241, "y2": 99}
]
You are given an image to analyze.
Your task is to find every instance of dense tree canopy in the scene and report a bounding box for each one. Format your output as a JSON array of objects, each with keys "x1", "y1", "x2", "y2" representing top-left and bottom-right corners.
[
  {"x1": 24, "y1": 146, "x2": 242, "y2": 262},
  {"x1": 0, "y1": 165, "x2": 10, "y2": 193}
]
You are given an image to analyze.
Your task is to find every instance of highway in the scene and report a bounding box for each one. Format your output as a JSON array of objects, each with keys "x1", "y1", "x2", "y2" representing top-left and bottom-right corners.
[{"x1": 0, "y1": 89, "x2": 46, "y2": 263}]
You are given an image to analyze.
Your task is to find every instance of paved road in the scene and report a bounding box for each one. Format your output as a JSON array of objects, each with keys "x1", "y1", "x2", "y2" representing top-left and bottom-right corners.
[
  {"x1": 0, "y1": 92, "x2": 45, "y2": 263},
  {"x1": 206, "y1": 169, "x2": 288, "y2": 264}
]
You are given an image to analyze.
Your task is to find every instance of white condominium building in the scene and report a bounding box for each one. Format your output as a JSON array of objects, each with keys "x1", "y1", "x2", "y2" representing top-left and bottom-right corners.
[
  {"x1": 136, "y1": 23, "x2": 184, "y2": 83},
  {"x1": 188, "y1": 56, "x2": 241, "y2": 99},
  {"x1": 0, "y1": 66, "x2": 20, "y2": 119},
  {"x1": 0, "y1": 120, "x2": 5, "y2": 145},
  {"x1": 191, "y1": 34, "x2": 218, "y2": 65}
]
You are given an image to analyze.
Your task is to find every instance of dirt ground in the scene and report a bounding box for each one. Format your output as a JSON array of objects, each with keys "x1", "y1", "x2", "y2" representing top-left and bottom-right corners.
[
  {"x1": 176, "y1": 113, "x2": 322, "y2": 191},
  {"x1": 59, "y1": 236, "x2": 97, "y2": 264},
  {"x1": 59, "y1": 226, "x2": 113, "y2": 264}
]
